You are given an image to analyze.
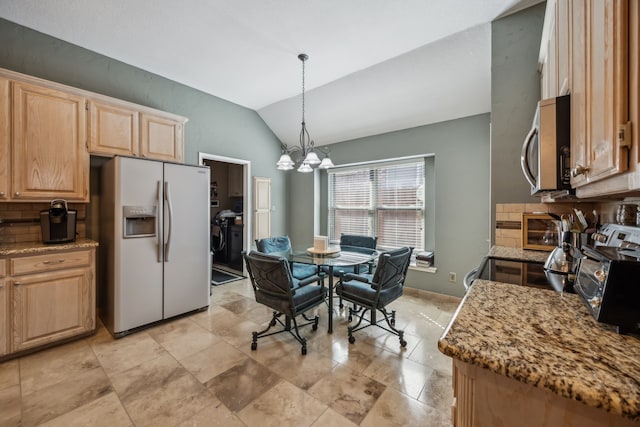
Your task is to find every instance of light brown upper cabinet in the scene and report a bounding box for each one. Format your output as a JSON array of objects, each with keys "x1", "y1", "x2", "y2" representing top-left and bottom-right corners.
[
  {"x1": 11, "y1": 81, "x2": 89, "y2": 202},
  {"x1": 140, "y1": 113, "x2": 184, "y2": 162},
  {"x1": 542, "y1": 0, "x2": 636, "y2": 197},
  {"x1": 583, "y1": 0, "x2": 629, "y2": 183},
  {"x1": 88, "y1": 99, "x2": 186, "y2": 163},
  {"x1": 88, "y1": 100, "x2": 139, "y2": 157},
  {"x1": 0, "y1": 78, "x2": 9, "y2": 201},
  {"x1": 571, "y1": 0, "x2": 640, "y2": 198},
  {"x1": 570, "y1": 0, "x2": 630, "y2": 191}
]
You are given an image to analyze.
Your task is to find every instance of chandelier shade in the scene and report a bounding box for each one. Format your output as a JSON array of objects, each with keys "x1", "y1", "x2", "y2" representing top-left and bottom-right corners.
[{"x1": 276, "y1": 53, "x2": 334, "y2": 172}]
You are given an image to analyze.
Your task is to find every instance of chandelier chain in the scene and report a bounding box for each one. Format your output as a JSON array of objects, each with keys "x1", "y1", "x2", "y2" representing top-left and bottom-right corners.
[{"x1": 301, "y1": 57, "x2": 305, "y2": 125}]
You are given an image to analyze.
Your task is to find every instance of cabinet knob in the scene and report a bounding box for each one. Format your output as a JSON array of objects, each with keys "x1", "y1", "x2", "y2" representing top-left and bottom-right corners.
[
  {"x1": 14, "y1": 192, "x2": 20, "y2": 197},
  {"x1": 0, "y1": 191, "x2": 5, "y2": 197},
  {"x1": 14, "y1": 282, "x2": 21, "y2": 286},
  {"x1": 571, "y1": 164, "x2": 589, "y2": 178}
]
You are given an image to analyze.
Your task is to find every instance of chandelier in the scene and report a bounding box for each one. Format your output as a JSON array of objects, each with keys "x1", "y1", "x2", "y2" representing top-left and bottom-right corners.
[{"x1": 276, "y1": 53, "x2": 334, "y2": 172}]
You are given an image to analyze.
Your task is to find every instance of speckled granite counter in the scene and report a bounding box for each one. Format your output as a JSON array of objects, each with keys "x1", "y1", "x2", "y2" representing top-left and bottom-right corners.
[
  {"x1": 438, "y1": 280, "x2": 640, "y2": 421},
  {"x1": 0, "y1": 238, "x2": 98, "y2": 256},
  {"x1": 488, "y1": 245, "x2": 551, "y2": 263}
]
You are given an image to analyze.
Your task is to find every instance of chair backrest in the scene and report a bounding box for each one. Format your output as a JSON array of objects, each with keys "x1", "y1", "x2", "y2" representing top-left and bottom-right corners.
[
  {"x1": 242, "y1": 251, "x2": 294, "y2": 312},
  {"x1": 340, "y1": 234, "x2": 377, "y2": 249},
  {"x1": 255, "y1": 235, "x2": 292, "y2": 253},
  {"x1": 371, "y1": 246, "x2": 412, "y2": 291}
]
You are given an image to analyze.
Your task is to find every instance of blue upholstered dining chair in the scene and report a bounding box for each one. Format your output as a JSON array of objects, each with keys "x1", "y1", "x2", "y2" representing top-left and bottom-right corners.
[
  {"x1": 335, "y1": 246, "x2": 413, "y2": 347},
  {"x1": 242, "y1": 251, "x2": 325, "y2": 355},
  {"x1": 325, "y1": 234, "x2": 378, "y2": 308},
  {"x1": 255, "y1": 235, "x2": 319, "y2": 280}
]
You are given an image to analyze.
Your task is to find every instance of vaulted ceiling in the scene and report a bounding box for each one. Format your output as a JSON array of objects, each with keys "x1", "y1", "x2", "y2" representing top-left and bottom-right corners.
[{"x1": 0, "y1": 0, "x2": 542, "y2": 146}]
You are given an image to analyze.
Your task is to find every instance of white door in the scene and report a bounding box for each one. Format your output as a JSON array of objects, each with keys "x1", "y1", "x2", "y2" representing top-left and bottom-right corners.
[
  {"x1": 253, "y1": 176, "x2": 271, "y2": 241},
  {"x1": 163, "y1": 163, "x2": 211, "y2": 318}
]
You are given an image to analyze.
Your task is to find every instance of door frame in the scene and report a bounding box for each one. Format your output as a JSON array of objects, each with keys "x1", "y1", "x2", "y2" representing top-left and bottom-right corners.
[{"x1": 198, "y1": 152, "x2": 251, "y2": 274}]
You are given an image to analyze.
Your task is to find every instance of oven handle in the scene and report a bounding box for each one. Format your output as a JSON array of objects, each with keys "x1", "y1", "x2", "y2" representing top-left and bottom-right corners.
[{"x1": 463, "y1": 267, "x2": 479, "y2": 292}]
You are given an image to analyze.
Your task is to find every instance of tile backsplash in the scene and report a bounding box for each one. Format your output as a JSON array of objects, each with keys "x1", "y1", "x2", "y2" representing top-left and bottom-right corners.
[
  {"x1": 495, "y1": 202, "x2": 596, "y2": 248},
  {"x1": 0, "y1": 203, "x2": 86, "y2": 243},
  {"x1": 496, "y1": 199, "x2": 640, "y2": 248}
]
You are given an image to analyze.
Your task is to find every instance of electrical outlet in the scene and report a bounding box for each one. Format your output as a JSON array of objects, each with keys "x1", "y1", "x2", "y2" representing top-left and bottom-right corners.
[{"x1": 448, "y1": 272, "x2": 457, "y2": 283}]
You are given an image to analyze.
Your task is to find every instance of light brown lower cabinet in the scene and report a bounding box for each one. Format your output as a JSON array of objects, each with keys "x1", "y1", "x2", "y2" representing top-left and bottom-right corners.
[
  {"x1": 0, "y1": 259, "x2": 7, "y2": 356},
  {"x1": 451, "y1": 359, "x2": 638, "y2": 427},
  {"x1": 0, "y1": 248, "x2": 96, "y2": 359}
]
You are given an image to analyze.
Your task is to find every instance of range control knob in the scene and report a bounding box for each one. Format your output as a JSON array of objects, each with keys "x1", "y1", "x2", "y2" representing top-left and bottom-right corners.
[{"x1": 592, "y1": 233, "x2": 608, "y2": 244}]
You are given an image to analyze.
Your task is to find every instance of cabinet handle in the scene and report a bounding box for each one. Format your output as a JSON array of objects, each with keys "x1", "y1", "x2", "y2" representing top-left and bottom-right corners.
[
  {"x1": 571, "y1": 164, "x2": 589, "y2": 178},
  {"x1": 43, "y1": 259, "x2": 65, "y2": 265},
  {"x1": 14, "y1": 282, "x2": 21, "y2": 286}
]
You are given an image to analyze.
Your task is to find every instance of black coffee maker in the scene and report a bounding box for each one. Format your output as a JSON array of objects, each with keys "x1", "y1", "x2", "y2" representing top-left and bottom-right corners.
[{"x1": 40, "y1": 199, "x2": 77, "y2": 244}]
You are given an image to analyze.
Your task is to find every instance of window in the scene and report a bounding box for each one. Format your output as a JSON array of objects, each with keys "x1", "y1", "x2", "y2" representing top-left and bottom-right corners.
[{"x1": 328, "y1": 158, "x2": 425, "y2": 251}]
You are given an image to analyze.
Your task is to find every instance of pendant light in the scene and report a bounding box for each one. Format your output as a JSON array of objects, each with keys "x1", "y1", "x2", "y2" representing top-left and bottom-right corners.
[{"x1": 276, "y1": 53, "x2": 334, "y2": 172}]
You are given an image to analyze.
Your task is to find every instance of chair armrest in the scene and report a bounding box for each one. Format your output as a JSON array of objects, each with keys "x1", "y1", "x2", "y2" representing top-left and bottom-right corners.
[
  {"x1": 297, "y1": 275, "x2": 323, "y2": 287},
  {"x1": 342, "y1": 273, "x2": 372, "y2": 284}
]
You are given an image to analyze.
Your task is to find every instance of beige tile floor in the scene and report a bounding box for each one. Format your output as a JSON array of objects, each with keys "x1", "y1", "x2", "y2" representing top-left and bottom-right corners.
[{"x1": 0, "y1": 278, "x2": 461, "y2": 427}]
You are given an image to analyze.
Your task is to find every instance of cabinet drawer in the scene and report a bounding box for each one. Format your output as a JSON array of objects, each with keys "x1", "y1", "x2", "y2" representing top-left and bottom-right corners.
[
  {"x1": 11, "y1": 250, "x2": 91, "y2": 276},
  {"x1": 0, "y1": 259, "x2": 5, "y2": 278}
]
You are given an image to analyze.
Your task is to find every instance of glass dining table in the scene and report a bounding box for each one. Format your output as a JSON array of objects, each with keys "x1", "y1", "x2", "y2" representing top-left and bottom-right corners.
[{"x1": 272, "y1": 245, "x2": 379, "y2": 333}]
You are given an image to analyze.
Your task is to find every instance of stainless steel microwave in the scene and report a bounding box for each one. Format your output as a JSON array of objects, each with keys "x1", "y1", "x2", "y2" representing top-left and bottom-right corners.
[{"x1": 520, "y1": 95, "x2": 571, "y2": 195}]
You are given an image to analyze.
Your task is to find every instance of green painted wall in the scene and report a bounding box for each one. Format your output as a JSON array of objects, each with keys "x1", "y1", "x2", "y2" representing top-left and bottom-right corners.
[
  {"x1": 289, "y1": 113, "x2": 491, "y2": 297},
  {"x1": 491, "y1": 4, "x2": 546, "y2": 207},
  {"x1": 0, "y1": 17, "x2": 288, "y2": 236}
]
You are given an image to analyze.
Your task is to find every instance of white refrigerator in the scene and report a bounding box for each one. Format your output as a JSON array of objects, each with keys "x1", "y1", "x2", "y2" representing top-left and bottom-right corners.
[{"x1": 100, "y1": 156, "x2": 210, "y2": 337}]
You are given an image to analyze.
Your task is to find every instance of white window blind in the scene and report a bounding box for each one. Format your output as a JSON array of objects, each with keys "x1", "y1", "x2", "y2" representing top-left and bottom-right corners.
[{"x1": 328, "y1": 159, "x2": 425, "y2": 251}]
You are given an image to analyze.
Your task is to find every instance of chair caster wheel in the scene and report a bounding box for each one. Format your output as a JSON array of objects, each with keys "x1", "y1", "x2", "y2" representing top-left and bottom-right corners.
[
  {"x1": 348, "y1": 316, "x2": 352, "y2": 322},
  {"x1": 339, "y1": 303, "x2": 344, "y2": 309},
  {"x1": 251, "y1": 342, "x2": 257, "y2": 351},
  {"x1": 349, "y1": 336, "x2": 356, "y2": 344},
  {"x1": 312, "y1": 323, "x2": 318, "y2": 331},
  {"x1": 390, "y1": 319, "x2": 396, "y2": 326},
  {"x1": 400, "y1": 340, "x2": 407, "y2": 347},
  {"x1": 301, "y1": 346, "x2": 307, "y2": 355},
  {"x1": 270, "y1": 319, "x2": 277, "y2": 326}
]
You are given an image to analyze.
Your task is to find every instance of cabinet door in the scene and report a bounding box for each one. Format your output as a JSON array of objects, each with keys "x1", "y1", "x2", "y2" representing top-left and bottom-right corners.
[
  {"x1": 0, "y1": 77, "x2": 9, "y2": 201},
  {"x1": 570, "y1": 0, "x2": 589, "y2": 187},
  {"x1": 140, "y1": 113, "x2": 184, "y2": 162},
  {"x1": 0, "y1": 278, "x2": 7, "y2": 356},
  {"x1": 253, "y1": 176, "x2": 271, "y2": 241},
  {"x1": 556, "y1": 0, "x2": 570, "y2": 95},
  {"x1": 12, "y1": 81, "x2": 89, "y2": 201},
  {"x1": 228, "y1": 164, "x2": 243, "y2": 197},
  {"x1": 88, "y1": 100, "x2": 139, "y2": 157},
  {"x1": 586, "y1": 0, "x2": 629, "y2": 181},
  {"x1": 12, "y1": 267, "x2": 95, "y2": 352}
]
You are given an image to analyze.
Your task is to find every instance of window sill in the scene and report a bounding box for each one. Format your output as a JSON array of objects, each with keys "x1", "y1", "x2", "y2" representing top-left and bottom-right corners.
[{"x1": 409, "y1": 264, "x2": 437, "y2": 274}]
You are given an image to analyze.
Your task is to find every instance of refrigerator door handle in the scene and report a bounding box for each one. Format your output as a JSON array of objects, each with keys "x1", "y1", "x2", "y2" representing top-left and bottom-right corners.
[
  {"x1": 157, "y1": 180, "x2": 163, "y2": 263},
  {"x1": 164, "y1": 181, "x2": 173, "y2": 262}
]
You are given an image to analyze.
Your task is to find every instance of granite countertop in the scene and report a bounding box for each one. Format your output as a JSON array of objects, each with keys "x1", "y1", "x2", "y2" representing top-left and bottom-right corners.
[
  {"x1": 438, "y1": 280, "x2": 640, "y2": 421},
  {"x1": 0, "y1": 238, "x2": 99, "y2": 256},
  {"x1": 488, "y1": 245, "x2": 551, "y2": 263}
]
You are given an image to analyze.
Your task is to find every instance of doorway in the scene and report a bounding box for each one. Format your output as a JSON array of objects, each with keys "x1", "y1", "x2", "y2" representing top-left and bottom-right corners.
[{"x1": 198, "y1": 153, "x2": 251, "y2": 276}]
